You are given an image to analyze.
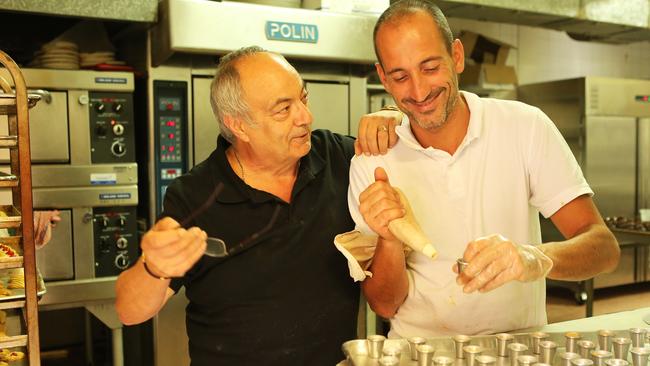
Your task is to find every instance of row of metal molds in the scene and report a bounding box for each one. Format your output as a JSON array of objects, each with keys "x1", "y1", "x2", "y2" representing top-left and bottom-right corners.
[{"x1": 343, "y1": 328, "x2": 650, "y2": 366}]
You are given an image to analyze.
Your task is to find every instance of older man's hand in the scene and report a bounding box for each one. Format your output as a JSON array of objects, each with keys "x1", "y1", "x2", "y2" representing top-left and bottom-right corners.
[
  {"x1": 454, "y1": 234, "x2": 553, "y2": 293},
  {"x1": 140, "y1": 217, "x2": 207, "y2": 278},
  {"x1": 355, "y1": 109, "x2": 402, "y2": 156}
]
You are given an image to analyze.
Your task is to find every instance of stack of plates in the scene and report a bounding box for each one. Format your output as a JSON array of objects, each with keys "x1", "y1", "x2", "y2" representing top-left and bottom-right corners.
[
  {"x1": 80, "y1": 52, "x2": 125, "y2": 67},
  {"x1": 30, "y1": 41, "x2": 80, "y2": 70}
]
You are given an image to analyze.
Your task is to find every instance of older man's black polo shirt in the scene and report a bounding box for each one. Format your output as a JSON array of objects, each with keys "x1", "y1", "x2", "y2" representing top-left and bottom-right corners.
[{"x1": 162, "y1": 130, "x2": 359, "y2": 366}]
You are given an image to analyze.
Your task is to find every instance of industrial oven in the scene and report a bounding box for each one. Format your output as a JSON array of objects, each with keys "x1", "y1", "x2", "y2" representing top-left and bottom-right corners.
[
  {"x1": 0, "y1": 68, "x2": 139, "y2": 285},
  {"x1": 0, "y1": 68, "x2": 138, "y2": 365},
  {"x1": 519, "y1": 77, "x2": 650, "y2": 293}
]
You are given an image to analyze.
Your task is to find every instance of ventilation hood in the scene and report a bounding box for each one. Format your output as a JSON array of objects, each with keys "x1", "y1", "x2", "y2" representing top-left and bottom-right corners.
[
  {"x1": 151, "y1": 0, "x2": 649, "y2": 66},
  {"x1": 151, "y1": 0, "x2": 379, "y2": 66},
  {"x1": 437, "y1": 0, "x2": 650, "y2": 44}
]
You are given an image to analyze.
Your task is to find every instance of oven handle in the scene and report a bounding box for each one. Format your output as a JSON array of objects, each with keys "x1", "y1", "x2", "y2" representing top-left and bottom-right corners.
[{"x1": 28, "y1": 89, "x2": 52, "y2": 104}]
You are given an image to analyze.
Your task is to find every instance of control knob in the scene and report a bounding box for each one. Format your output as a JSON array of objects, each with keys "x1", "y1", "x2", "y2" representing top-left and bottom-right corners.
[
  {"x1": 112, "y1": 103, "x2": 123, "y2": 113},
  {"x1": 95, "y1": 103, "x2": 105, "y2": 113},
  {"x1": 112, "y1": 123, "x2": 125, "y2": 136},
  {"x1": 115, "y1": 253, "x2": 130, "y2": 270},
  {"x1": 116, "y1": 237, "x2": 128, "y2": 249},
  {"x1": 98, "y1": 216, "x2": 109, "y2": 229},
  {"x1": 111, "y1": 141, "x2": 126, "y2": 157},
  {"x1": 117, "y1": 216, "x2": 127, "y2": 227}
]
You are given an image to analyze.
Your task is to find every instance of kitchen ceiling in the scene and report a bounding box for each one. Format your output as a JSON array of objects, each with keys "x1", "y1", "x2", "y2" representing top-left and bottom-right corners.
[{"x1": 435, "y1": 0, "x2": 650, "y2": 44}]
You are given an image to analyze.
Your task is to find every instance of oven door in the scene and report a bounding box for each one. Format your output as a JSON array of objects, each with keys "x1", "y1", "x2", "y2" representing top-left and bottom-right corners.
[
  {"x1": 35, "y1": 209, "x2": 74, "y2": 280},
  {"x1": 0, "y1": 89, "x2": 70, "y2": 163}
]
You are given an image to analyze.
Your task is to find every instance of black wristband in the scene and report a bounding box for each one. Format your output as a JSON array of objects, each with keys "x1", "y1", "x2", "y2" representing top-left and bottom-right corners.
[{"x1": 141, "y1": 255, "x2": 169, "y2": 280}]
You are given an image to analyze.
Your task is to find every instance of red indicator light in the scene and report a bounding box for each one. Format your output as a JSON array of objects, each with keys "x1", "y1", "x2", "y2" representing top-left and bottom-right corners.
[
  {"x1": 161, "y1": 145, "x2": 166, "y2": 151},
  {"x1": 167, "y1": 169, "x2": 176, "y2": 174},
  {"x1": 111, "y1": 120, "x2": 116, "y2": 125},
  {"x1": 168, "y1": 133, "x2": 175, "y2": 139},
  {"x1": 166, "y1": 103, "x2": 173, "y2": 110},
  {"x1": 169, "y1": 146, "x2": 175, "y2": 152},
  {"x1": 166, "y1": 120, "x2": 176, "y2": 127}
]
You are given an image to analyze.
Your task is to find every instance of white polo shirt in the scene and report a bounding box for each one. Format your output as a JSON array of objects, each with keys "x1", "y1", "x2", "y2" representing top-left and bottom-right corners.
[{"x1": 348, "y1": 91, "x2": 592, "y2": 338}]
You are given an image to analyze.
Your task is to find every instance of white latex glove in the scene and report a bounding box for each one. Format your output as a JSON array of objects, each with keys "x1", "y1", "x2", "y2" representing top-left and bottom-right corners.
[{"x1": 454, "y1": 234, "x2": 553, "y2": 293}]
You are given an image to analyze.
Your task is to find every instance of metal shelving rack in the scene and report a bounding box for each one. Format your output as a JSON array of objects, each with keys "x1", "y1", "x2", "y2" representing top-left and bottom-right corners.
[{"x1": 0, "y1": 50, "x2": 41, "y2": 365}]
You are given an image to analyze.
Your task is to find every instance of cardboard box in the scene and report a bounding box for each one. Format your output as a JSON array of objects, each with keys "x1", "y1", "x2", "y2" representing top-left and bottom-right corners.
[
  {"x1": 461, "y1": 63, "x2": 518, "y2": 90},
  {"x1": 459, "y1": 30, "x2": 514, "y2": 65},
  {"x1": 458, "y1": 30, "x2": 518, "y2": 90}
]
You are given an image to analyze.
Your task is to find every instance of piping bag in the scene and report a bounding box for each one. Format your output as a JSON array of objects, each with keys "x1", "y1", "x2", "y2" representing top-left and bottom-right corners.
[{"x1": 334, "y1": 187, "x2": 437, "y2": 281}]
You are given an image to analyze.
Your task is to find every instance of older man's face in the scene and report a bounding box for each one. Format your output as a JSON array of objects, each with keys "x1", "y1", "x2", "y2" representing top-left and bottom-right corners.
[{"x1": 237, "y1": 53, "x2": 313, "y2": 162}]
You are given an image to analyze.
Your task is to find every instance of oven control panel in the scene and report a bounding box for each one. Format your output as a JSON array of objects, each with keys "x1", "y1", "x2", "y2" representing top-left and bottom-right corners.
[
  {"x1": 89, "y1": 92, "x2": 136, "y2": 163},
  {"x1": 93, "y1": 206, "x2": 138, "y2": 277},
  {"x1": 153, "y1": 81, "x2": 188, "y2": 216}
]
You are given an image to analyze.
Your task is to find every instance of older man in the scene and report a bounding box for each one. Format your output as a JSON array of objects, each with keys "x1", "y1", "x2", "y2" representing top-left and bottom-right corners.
[
  {"x1": 115, "y1": 47, "x2": 398, "y2": 365},
  {"x1": 346, "y1": 0, "x2": 620, "y2": 337}
]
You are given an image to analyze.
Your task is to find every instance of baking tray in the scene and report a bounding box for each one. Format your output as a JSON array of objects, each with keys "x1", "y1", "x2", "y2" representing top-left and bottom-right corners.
[
  {"x1": 0, "y1": 92, "x2": 41, "y2": 114},
  {"x1": 0, "y1": 269, "x2": 46, "y2": 302},
  {"x1": 342, "y1": 330, "x2": 630, "y2": 366},
  {"x1": 0, "y1": 206, "x2": 21, "y2": 229}
]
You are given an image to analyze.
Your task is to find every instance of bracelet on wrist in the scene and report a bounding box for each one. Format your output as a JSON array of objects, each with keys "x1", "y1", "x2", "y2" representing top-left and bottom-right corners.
[{"x1": 141, "y1": 254, "x2": 169, "y2": 280}]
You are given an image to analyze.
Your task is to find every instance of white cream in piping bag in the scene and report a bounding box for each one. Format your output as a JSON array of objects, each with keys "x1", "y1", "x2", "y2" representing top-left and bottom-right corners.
[{"x1": 388, "y1": 188, "x2": 438, "y2": 259}]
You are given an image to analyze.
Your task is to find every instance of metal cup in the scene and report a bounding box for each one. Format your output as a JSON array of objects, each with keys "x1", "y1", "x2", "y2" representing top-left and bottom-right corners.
[
  {"x1": 605, "y1": 359, "x2": 630, "y2": 366},
  {"x1": 379, "y1": 355, "x2": 400, "y2": 366},
  {"x1": 497, "y1": 333, "x2": 515, "y2": 357},
  {"x1": 566, "y1": 332, "x2": 583, "y2": 354},
  {"x1": 509, "y1": 343, "x2": 529, "y2": 366},
  {"x1": 434, "y1": 356, "x2": 455, "y2": 366},
  {"x1": 367, "y1": 334, "x2": 386, "y2": 359},
  {"x1": 612, "y1": 338, "x2": 632, "y2": 360},
  {"x1": 630, "y1": 347, "x2": 650, "y2": 366},
  {"x1": 591, "y1": 350, "x2": 613, "y2": 366},
  {"x1": 418, "y1": 344, "x2": 436, "y2": 366},
  {"x1": 531, "y1": 332, "x2": 549, "y2": 355},
  {"x1": 382, "y1": 345, "x2": 401, "y2": 359},
  {"x1": 464, "y1": 345, "x2": 484, "y2": 366},
  {"x1": 539, "y1": 340, "x2": 558, "y2": 364},
  {"x1": 518, "y1": 355, "x2": 539, "y2": 366},
  {"x1": 559, "y1": 352, "x2": 580, "y2": 366},
  {"x1": 629, "y1": 328, "x2": 647, "y2": 348},
  {"x1": 476, "y1": 355, "x2": 497, "y2": 366},
  {"x1": 578, "y1": 340, "x2": 596, "y2": 359},
  {"x1": 457, "y1": 258, "x2": 469, "y2": 273},
  {"x1": 598, "y1": 330, "x2": 615, "y2": 352},
  {"x1": 572, "y1": 358, "x2": 595, "y2": 366},
  {"x1": 408, "y1": 336, "x2": 427, "y2": 360},
  {"x1": 454, "y1": 335, "x2": 471, "y2": 359}
]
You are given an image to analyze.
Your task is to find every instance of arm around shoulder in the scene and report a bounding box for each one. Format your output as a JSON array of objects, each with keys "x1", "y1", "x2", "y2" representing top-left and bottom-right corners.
[{"x1": 541, "y1": 195, "x2": 620, "y2": 281}]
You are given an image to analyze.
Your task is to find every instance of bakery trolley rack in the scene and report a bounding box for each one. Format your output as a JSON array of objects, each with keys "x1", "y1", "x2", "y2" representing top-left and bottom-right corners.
[{"x1": 0, "y1": 49, "x2": 43, "y2": 365}]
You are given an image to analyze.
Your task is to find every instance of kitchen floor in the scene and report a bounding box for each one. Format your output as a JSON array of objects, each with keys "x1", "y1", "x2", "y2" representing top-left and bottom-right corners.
[{"x1": 546, "y1": 281, "x2": 650, "y2": 323}]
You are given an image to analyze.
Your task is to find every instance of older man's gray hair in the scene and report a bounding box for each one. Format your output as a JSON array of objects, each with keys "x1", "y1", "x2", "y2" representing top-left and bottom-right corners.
[{"x1": 210, "y1": 46, "x2": 267, "y2": 143}]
